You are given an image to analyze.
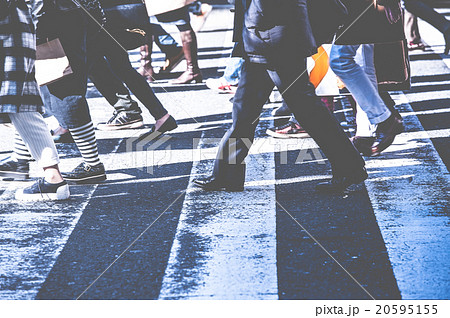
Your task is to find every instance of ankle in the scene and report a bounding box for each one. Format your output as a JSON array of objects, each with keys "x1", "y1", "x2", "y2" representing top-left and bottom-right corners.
[
  {"x1": 43, "y1": 166, "x2": 64, "y2": 184},
  {"x1": 155, "y1": 114, "x2": 170, "y2": 129}
]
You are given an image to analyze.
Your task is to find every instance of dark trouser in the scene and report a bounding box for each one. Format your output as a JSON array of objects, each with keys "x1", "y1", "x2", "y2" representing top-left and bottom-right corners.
[
  {"x1": 212, "y1": 60, "x2": 365, "y2": 184},
  {"x1": 404, "y1": 0, "x2": 450, "y2": 34},
  {"x1": 88, "y1": 56, "x2": 142, "y2": 115},
  {"x1": 46, "y1": 10, "x2": 94, "y2": 129},
  {"x1": 93, "y1": 29, "x2": 168, "y2": 120}
]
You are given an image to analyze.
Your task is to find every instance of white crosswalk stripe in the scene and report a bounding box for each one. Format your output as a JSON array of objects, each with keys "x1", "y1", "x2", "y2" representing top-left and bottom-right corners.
[
  {"x1": 0, "y1": 6, "x2": 449, "y2": 300},
  {"x1": 159, "y1": 135, "x2": 278, "y2": 300}
]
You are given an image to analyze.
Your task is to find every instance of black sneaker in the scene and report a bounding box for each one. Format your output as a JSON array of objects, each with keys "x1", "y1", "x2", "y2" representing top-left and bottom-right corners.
[
  {"x1": 15, "y1": 178, "x2": 70, "y2": 201},
  {"x1": 62, "y1": 162, "x2": 106, "y2": 184},
  {"x1": 0, "y1": 157, "x2": 30, "y2": 180},
  {"x1": 97, "y1": 111, "x2": 144, "y2": 131}
]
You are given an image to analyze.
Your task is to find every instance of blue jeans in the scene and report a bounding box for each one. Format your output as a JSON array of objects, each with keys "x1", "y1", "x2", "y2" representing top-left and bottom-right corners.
[
  {"x1": 330, "y1": 44, "x2": 391, "y2": 125},
  {"x1": 223, "y1": 57, "x2": 244, "y2": 86}
]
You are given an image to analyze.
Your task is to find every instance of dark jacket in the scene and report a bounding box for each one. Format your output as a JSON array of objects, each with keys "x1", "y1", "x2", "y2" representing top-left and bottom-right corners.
[
  {"x1": 44, "y1": 0, "x2": 79, "y2": 12},
  {"x1": 241, "y1": 0, "x2": 317, "y2": 64},
  {"x1": 335, "y1": 0, "x2": 405, "y2": 45}
]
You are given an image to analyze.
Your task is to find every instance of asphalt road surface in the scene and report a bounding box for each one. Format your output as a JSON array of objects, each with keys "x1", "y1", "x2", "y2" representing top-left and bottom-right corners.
[{"x1": 0, "y1": 5, "x2": 449, "y2": 300}]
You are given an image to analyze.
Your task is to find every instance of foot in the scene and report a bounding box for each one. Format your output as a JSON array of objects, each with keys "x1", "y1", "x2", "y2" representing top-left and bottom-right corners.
[
  {"x1": 371, "y1": 114, "x2": 404, "y2": 156},
  {"x1": 171, "y1": 69, "x2": 203, "y2": 84},
  {"x1": 159, "y1": 48, "x2": 185, "y2": 74},
  {"x1": 51, "y1": 126, "x2": 74, "y2": 143},
  {"x1": 15, "y1": 178, "x2": 70, "y2": 201},
  {"x1": 62, "y1": 162, "x2": 106, "y2": 184},
  {"x1": 193, "y1": 176, "x2": 244, "y2": 192},
  {"x1": 350, "y1": 136, "x2": 376, "y2": 157},
  {"x1": 138, "y1": 64, "x2": 155, "y2": 82},
  {"x1": 316, "y1": 168, "x2": 368, "y2": 193},
  {"x1": 266, "y1": 121, "x2": 309, "y2": 139},
  {"x1": 408, "y1": 41, "x2": 426, "y2": 51},
  {"x1": 0, "y1": 157, "x2": 30, "y2": 180},
  {"x1": 150, "y1": 115, "x2": 178, "y2": 134},
  {"x1": 205, "y1": 77, "x2": 237, "y2": 94},
  {"x1": 97, "y1": 111, "x2": 144, "y2": 131}
]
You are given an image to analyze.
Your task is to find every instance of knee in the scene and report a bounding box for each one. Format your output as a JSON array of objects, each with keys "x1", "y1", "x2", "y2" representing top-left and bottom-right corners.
[{"x1": 329, "y1": 51, "x2": 356, "y2": 76}]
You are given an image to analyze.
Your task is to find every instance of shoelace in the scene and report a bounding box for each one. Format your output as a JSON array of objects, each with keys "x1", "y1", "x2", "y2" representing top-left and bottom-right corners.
[
  {"x1": 35, "y1": 177, "x2": 51, "y2": 201},
  {"x1": 107, "y1": 111, "x2": 120, "y2": 124}
]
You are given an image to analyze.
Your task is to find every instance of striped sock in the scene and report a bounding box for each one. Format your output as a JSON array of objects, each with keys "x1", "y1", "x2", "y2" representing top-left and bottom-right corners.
[
  {"x1": 69, "y1": 121, "x2": 101, "y2": 166},
  {"x1": 12, "y1": 132, "x2": 33, "y2": 161}
]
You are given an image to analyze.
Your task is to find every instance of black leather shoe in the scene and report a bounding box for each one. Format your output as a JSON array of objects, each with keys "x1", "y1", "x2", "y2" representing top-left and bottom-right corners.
[
  {"x1": 150, "y1": 115, "x2": 178, "y2": 134},
  {"x1": 372, "y1": 115, "x2": 404, "y2": 156},
  {"x1": 350, "y1": 136, "x2": 375, "y2": 157},
  {"x1": 316, "y1": 168, "x2": 368, "y2": 193},
  {"x1": 193, "y1": 176, "x2": 244, "y2": 192}
]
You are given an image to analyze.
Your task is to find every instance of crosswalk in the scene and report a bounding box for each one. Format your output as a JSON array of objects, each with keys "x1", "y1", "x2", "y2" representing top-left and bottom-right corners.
[{"x1": 0, "y1": 6, "x2": 449, "y2": 300}]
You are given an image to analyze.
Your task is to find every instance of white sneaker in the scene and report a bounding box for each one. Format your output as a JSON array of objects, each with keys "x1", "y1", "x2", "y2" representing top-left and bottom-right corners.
[{"x1": 205, "y1": 78, "x2": 237, "y2": 94}]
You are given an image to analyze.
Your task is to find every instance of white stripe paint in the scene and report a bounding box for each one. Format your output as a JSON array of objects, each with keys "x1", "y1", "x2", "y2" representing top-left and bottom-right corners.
[
  {"x1": 159, "y1": 134, "x2": 278, "y2": 300},
  {"x1": 0, "y1": 140, "x2": 123, "y2": 299},
  {"x1": 364, "y1": 92, "x2": 450, "y2": 299}
]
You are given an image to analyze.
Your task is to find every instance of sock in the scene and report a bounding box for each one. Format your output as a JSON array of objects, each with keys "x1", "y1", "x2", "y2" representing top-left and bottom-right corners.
[
  {"x1": 12, "y1": 132, "x2": 33, "y2": 161},
  {"x1": 69, "y1": 121, "x2": 101, "y2": 166}
]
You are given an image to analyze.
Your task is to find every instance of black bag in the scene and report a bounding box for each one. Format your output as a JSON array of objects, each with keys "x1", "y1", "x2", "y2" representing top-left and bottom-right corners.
[
  {"x1": 308, "y1": 0, "x2": 349, "y2": 45},
  {"x1": 375, "y1": 40, "x2": 411, "y2": 91},
  {"x1": 103, "y1": 3, "x2": 150, "y2": 50}
]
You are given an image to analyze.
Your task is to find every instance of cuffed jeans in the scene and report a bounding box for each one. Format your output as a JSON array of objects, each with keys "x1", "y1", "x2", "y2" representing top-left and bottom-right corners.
[{"x1": 330, "y1": 44, "x2": 391, "y2": 125}]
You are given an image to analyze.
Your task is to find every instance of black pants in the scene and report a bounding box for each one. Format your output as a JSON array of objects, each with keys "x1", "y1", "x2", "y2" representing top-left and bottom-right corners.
[
  {"x1": 212, "y1": 59, "x2": 365, "y2": 184},
  {"x1": 92, "y1": 28, "x2": 168, "y2": 121}
]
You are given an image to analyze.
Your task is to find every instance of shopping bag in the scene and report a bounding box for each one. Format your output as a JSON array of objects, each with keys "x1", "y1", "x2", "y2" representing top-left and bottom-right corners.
[
  {"x1": 307, "y1": 45, "x2": 340, "y2": 96},
  {"x1": 374, "y1": 39, "x2": 411, "y2": 91},
  {"x1": 35, "y1": 38, "x2": 73, "y2": 86}
]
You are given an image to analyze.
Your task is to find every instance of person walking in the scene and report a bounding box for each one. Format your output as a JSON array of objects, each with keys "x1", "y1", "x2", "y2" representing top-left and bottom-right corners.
[
  {"x1": 330, "y1": 0, "x2": 405, "y2": 156},
  {"x1": 193, "y1": 0, "x2": 367, "y2": 193},
  {"x1": 403, "y1": 0, "x2": 450, "y2": 54},
  {"x1": 404, "y1": 8, "x2": 426, "y2": 50},
  {"x1": 145, "y1": 0, "x2": 203, "y2": 84},
  {"x1": 0, "y1": 0, "x2": 69, "y2": 201}
]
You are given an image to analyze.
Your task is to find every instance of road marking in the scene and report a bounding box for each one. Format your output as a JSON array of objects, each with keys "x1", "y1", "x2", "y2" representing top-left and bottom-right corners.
[
  {"x1": 364, "y1": 91, "x2": 450, "y2": 299},
  {"x1": 159, "y1": 134, "x2": 278, "y2": 300},
  {"x1": 0, "y1": 140, "x2": 123, "y2": 299}
]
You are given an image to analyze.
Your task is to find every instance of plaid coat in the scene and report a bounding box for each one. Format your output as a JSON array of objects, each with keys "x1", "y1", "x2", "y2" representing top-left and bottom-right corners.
[{"x1": 0, "y1": 0, "x2": 43, "y2": 121}]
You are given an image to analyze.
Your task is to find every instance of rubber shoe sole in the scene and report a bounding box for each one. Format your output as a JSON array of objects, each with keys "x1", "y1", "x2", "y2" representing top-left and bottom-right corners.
[
  {"x1": 64, "y1": 174, "x2": 107, "y2": 184},
  {"x1": 266, "y1": 128, "x2": 309, "y2": 139},
  {"x1": 97, "y1": 120, "x2": 144, "y2": 131},
  {"x1": 15, "y1": 184, "x2": 70, "y2": 201}
]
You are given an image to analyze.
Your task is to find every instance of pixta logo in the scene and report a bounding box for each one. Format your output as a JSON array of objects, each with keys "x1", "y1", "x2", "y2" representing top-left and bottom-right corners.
[{"x1": 126, "y1": 131, "x2": 172, "y2": 175}]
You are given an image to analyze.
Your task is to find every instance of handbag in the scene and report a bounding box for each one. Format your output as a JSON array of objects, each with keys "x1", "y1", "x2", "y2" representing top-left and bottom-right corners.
[
  {"x1": 374, "y1": 39, "x2": 411, "y2": 91},
  {"x1": 308, "y1": 0, "x2": 349, "y2": 45},
  {"x1": 103, "y1": 3, "x2": 150, "y2": 50},
  {"x1": 35, "y1": 38, "x2": 73, "y2": 86}
]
